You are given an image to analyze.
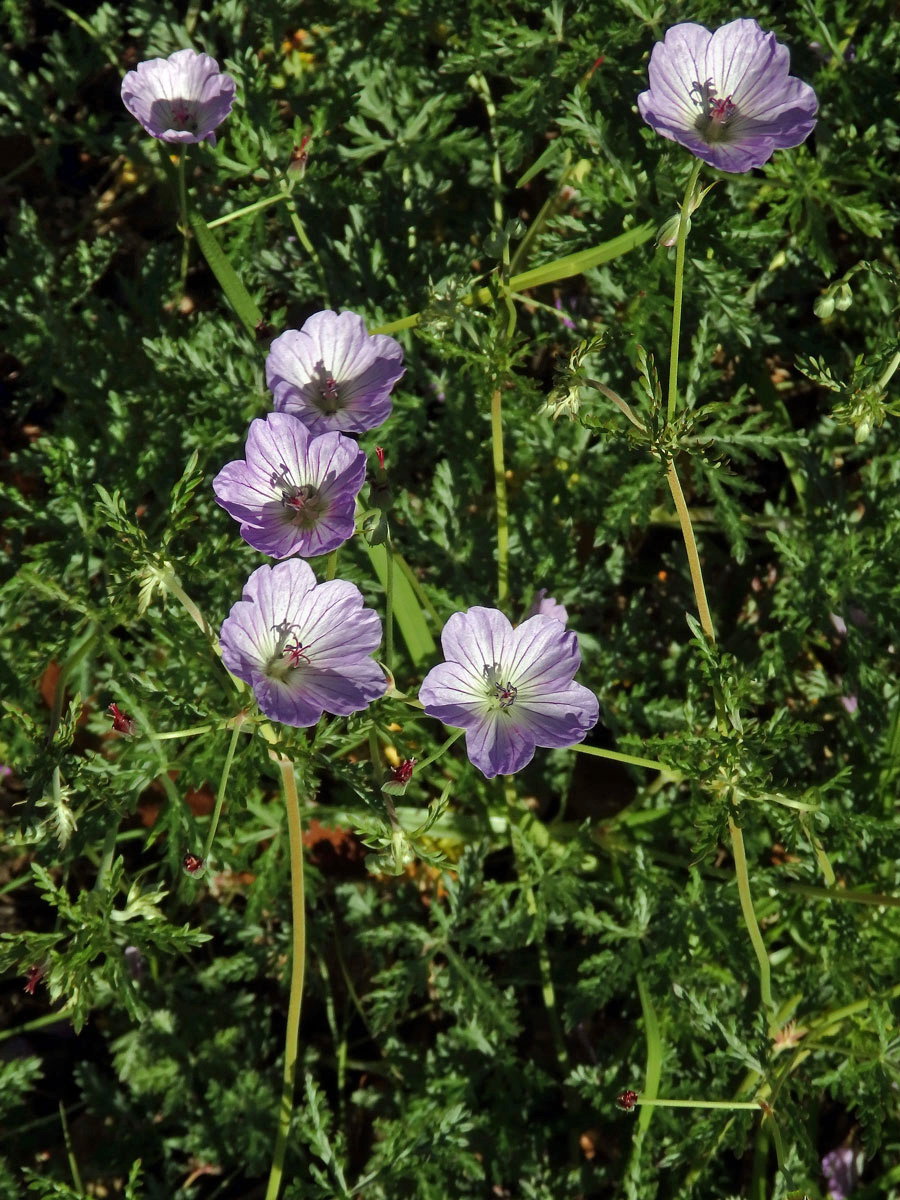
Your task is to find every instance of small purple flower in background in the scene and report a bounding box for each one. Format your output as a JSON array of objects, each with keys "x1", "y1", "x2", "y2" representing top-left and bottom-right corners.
[
  {"x1": 527, "y1": 588, "x2": 568, "y2": 626},
  {"x1": 637, "y1": 19, "x2": 817, "y2": 173},
  {"x1": 213, "y1": 412, "x2": 366, "y2": 559},
  {"x1": 121, "y1": 48, "x2": 236, "y2": 147},
  {"x1": 266, "y1": 310, "x2": 405, "y2": 435},
  {"x1": 822, "y1": 1145, "x2": 863, "y2": 1200},
  {"x1": 419, "y1": 606, "x2": 598, "y2": 778},
  {"x1": 840, "y1": 694, "x2": 858, "y2": 715},
  {"x1": 220, "y1": 560, "x2": 386, "y2": 727}
]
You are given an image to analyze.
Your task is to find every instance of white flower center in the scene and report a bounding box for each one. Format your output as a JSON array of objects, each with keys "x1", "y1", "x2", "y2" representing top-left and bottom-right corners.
[
  {"x1": 266, "y1": 622, "x2": 312, "y2": 679},
  {"x1": 483, "y1": 663, "x2": 518, "y2": 710},
  {"x1": 689, "y1": 79, "x2": 738, "y2": 143}
]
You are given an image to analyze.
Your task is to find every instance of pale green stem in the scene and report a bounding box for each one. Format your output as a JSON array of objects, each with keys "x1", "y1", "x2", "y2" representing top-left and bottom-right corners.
[
  {"x1": 665, "y1": 457, "x2": 716, "y2": 646},
  {"x1": 207, "y1": 193, "x2": 290, "y2": 229},
  {"x1": 59, "y1": 1101, "x2": 84, "y2": 1196},
  {"x1": 0, "y1": 1006, "x2": 74, "y2": 1045},
  {"x1": 582, "y1": 378, "x2": 646, "y2": 431},
  {"x1": 799, "y1": 815, "x2": 836, "y2": 887},
  {"x1": 286, "y1": 208, "x2": 330, "y2": 306},
  {"x1": 569, "y1": 743, "x2": 669, "y2": 772},
  {"x1": 176, "y1": 148, "x2": 190, "y2": 301},
  {"x1": 635, "y1": 973, "x2": 662, "y2": 1135},
  {"x1": 164, "y1": 570, "x2": 214, "y2": 641},
  {"x1": 154, "y1": 724, "x2": 216, "y2": 740},
  {"x1": 666, "y1": 158, "x2": 702, "y2": 425},
  {"x1": 633, "y1": 1097, "x2": 761, "y2": 1111},
  {"x1": 876, "y1": 350, "x2": 900, "y2": 391},
  {"x1": 469, "y1": 73, "x2": 504, "y2": 230},
  {"x1": 265, "y1": 755, "x2": 307, "y2": 1200},
  {"x1": 779, "y1": 881, "x2": 900, "y2": 907},
  {"x1": 729, "y1": 814, "x2": 776, "y2": 1021},
  {"x1": 325, "y1": 549, "x2": 339, "y2": 581},
  {"x1": 385, "y1": 536, "x2": 395, "y2": 672},
  {"x1": 93, "y1": 822, "x2": 119, "y2": 892},
  {"x1": 491, "y1": 387, "x2": 509, "y2": 608},
  {"x1": 200, "y1": 716, "x2": 245, "y2": 866},
  {"x1": 411, "y1": 728, "x2": 464, "y2": 772}
]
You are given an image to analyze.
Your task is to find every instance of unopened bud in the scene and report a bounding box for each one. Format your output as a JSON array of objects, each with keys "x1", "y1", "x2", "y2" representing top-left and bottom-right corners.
[
  {"x1": 834, "y1": 284, "x2": 853, "y2": 312},
  {"x1": 657, "y1": 213, "x2": 690, "y2": 248},
  {"x1": 813, "y1": 294, "x2": 835, "y2": 319}
]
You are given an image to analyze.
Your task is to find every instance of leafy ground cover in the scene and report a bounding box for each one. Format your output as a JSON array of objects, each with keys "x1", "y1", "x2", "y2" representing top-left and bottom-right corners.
[{"x1": 2, "y1": 0, "x2": 900, "y2": 1197}]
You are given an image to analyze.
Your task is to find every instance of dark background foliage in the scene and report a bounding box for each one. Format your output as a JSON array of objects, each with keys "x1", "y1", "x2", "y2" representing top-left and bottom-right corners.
[{"x1": 2, "y1": 0, "x2": 900, "y2": 1196}]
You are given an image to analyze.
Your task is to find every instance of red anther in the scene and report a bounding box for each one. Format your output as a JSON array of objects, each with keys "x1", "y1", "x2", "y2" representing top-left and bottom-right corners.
[
  {"x1": 375, "y1": 446, "x2": 386, "y2": 471},
  {"x1": 24, "y1": 964, "x2": 45, "y2": 995},
  {"x1": 283, "y1": 635, "x2": 311, "y2": 667},
  {"x1": 108, "y1": 703, "x2": 136, "y2": 736},
  {"x1": 391, "y1": 758, "x2": 417, "y2": 785}
]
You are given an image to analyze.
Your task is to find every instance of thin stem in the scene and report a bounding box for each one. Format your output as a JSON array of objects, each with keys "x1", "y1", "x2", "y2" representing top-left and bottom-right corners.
[
  {"x1": 207, "y1": 193, "x2": 289, "y2": 229},
  {"x1": 876, "y1": 350, "x2": 900, "y2": 391},
  {"x1": 265, "y1": 755, "x2": 307, "y2": 1200},
  {"x1": 93, "y1": 821, "x2": 119, "y2": 892},
  {"x1": 176, "y1": 148, "x2": 190, "y2": 301},
  {"x1": 286, "y1": 208, "x2": 331, "y2": 306},
  {"x1": 491, "y1": 387, "x2": 509, "y2": 608},
  {"x1": 164, "y1": 570, "x2": 214, "y2": 640},
  {"x1": 666, "y1": 457, "x2": 715, "y2": 644},
  {"x1": 582, "y1": 378, "x2": 646, "y2": 432},
  {"x1": 385, "y1": 536, "x2": 395, "y2": 672},
  {"x1": 59, "y1": 1102, "x2": 84, "y2": 1196},
  {"x1": 201, "y1": 717, "x2": 245, "y2": 866},
  {"x1": 635, "y1": 974, "x2": 662, "y2": 1137},
  {"x1": 410, "y1": 728, "x2": 464, "y2": 772},
  {"x1": 800, "y1": 816, "x2": 836, "y2": 887},
  {"x1": 569, "y1": 743, "x2": 669, "y2": 772},
  {"x1": 728, "y1": 814, "x2": 775, "y2": 1021},
  {"x1": 777, "y1": 881, "x2": 900, "y2": 908},
  {"x1": 325, "y1": 549, "x2": 339, "y2": 581},
  {"x1": 633, "y1": 1097, "x2": 761, "y2": 1111},
  {"x1": 666, "y1": 158, "x2": 702, "y2": 425}
]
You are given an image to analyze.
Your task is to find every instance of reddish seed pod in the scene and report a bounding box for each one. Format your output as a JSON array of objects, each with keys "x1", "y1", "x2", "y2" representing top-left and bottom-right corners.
[
  {"x1": 183, "y1": 853, "x2": 204, "y2": 876},
  {"x1": 616, "y1": 1090, "x2": 639, "y2": 1111},
  {"x1": 108, "y1": 702, "x2": 137, "y2": 736}
]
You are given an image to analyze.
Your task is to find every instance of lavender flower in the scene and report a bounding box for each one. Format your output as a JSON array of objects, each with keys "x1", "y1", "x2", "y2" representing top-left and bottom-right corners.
[
  {"x1": 419, "y1": 607, "x2": 598, "y2": 778},
  {"x1": 637, "y1": 19, "x2": 817, "y2": 173},
  {"x1": 212, "y1": 412, "x2": 366, "y2": 559},
  {"x1": 266, "y1": 310, "x2": 405, "y2": 435},
  {"x1": 121, "y1": 49, "x2": 236, "y2": 146},
  {"x1": 822, "y1": 1146, "x2": 863, "y2": 1200},
  {"x1": 220, "y1": 560, "x2": 386, "y2": 727},
  {"x1": 527, "y1": 589, "x2": 568, "y2": 626}
]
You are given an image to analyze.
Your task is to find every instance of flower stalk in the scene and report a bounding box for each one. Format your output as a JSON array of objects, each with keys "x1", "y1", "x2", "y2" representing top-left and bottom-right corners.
[{"x1": 265, "y1": 754, "x2": 307, "y2": 1200}]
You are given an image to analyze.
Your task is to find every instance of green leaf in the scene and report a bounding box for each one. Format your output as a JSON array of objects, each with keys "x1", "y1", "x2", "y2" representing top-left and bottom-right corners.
[{"x1": 363, "y1": 544, "x2": 435, "y2": 666}]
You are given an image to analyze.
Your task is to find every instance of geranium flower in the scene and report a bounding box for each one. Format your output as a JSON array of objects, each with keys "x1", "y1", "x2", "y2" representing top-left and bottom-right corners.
[
  {"x1": 526, "y1": 588, "x2": 568, "y2": 625},
  {"x1": 637, "y1": 19, "x2": 817, "y2": 173},
  {"x1": 419, "y1": 607, "x2": 598, "y2": 778},
  {"x1": 212, "y1": 412, "x2": 366, "y2": 559},
  {"x1": 121, "y1": 48, "x2": 236, "y2": 146},
  {"x1": 219, "y1": 560, "x2": 386, "y2": 727},
  {"x1": 266, "y1": 310, "x2": 405, "y2": 435}
]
